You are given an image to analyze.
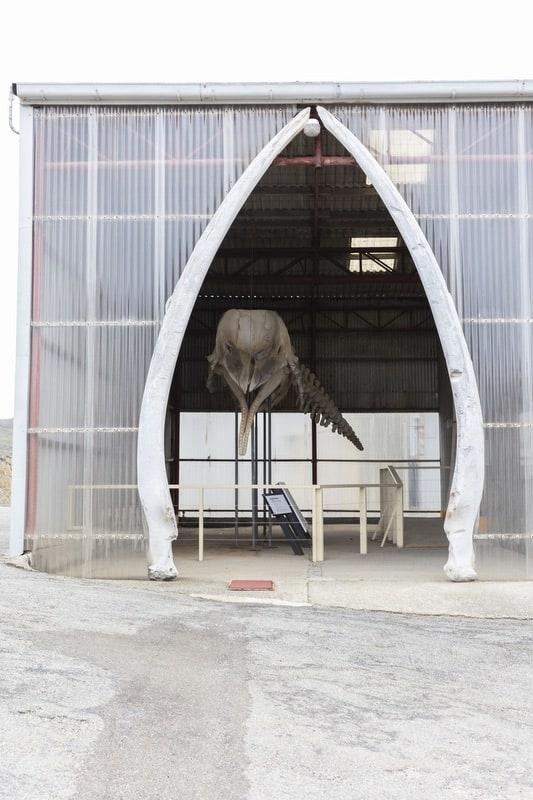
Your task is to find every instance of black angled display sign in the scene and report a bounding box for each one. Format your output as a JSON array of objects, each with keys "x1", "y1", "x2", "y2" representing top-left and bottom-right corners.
[{"x1": 262, "y1": 485, "x2": 311, "y2": 556}]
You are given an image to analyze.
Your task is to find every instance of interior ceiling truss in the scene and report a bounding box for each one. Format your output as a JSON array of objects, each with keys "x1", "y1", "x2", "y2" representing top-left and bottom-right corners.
[{"x1": 174, "y1": 120, "x2": 438, "y2": 414}]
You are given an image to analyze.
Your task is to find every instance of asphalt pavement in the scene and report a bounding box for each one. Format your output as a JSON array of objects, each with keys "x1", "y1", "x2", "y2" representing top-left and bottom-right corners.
[{"x1": 1, "y1": 556, "x2": 532, "y2": 800}]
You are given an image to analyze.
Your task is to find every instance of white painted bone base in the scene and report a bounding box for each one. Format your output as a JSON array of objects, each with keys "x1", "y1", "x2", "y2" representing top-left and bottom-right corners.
[
  {"x1": 148, "y1": 537, "x2": 178, "y2": 580},
  {"x1": 148, "y1": 564, "x2": 177, "y2": 581},
  {"x1": 443, "y1": 530, "x2": 478, "y2": 582}
]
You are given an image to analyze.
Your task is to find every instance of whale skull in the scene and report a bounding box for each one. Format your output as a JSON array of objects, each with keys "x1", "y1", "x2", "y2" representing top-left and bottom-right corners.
[{"x1": 207, "y1": 309, "x2": 363, "y2": 456}]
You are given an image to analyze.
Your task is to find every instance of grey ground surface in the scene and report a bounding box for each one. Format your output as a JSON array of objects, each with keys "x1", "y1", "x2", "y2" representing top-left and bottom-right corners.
[{"x1": 1, "y1": 553, "x2": 533, "y2": 800}]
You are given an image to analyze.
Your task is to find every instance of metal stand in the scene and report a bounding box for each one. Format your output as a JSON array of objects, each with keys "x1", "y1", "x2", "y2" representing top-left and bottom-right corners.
[
  {"x1": 251, "y1": 416, "x2": 258, "y2": 548},
  {"x1": 234, "y1": 410, "x2": 239, "y2": 546},
  {"x1": 263, "y1": 400, "x2": 273, "y2": 545},
  {"x1": 263, "y1": 487, "x2": 311, "y2": 555},
  {"x1": 234, "y1": 403, "x2": 273, "y2": 549}
]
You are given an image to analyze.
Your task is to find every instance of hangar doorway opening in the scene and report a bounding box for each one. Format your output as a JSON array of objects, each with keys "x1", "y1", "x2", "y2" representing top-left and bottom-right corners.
[{"x1": 166, "y1": 116, "x2": 453, "y2": 567}]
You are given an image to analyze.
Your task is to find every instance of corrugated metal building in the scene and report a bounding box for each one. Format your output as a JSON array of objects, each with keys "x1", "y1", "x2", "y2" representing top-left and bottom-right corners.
[{"x1": 9, "y1": 82, "x2": 533, "y2": 580}]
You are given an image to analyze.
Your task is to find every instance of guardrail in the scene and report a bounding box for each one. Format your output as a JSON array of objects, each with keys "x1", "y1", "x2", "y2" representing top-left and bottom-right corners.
[
  {"x1": 66, "y1": 473, "x2": 405, "y2": 563},
  {"x1": 374, "y1": 466, "x2": 404, "y2": 548}
]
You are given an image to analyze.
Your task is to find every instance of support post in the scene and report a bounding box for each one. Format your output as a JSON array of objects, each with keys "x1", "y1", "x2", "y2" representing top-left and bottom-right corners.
[
  {"x1": 251, "y1": 416, "x2": 258, "y2": 548},
  {"x1": 310, "y1": 154, "x2": 320, "y2": 487},
  {"x1": 234, "y1": 410, "x2": 239, "y2": 545},
  {"x1": 359, "y1": 486, "x2": 368, "y2": 555},
  {"x1": 262, "y1": 409, "x2": 267, "y2": 539},
  {"x1": 317, "y1": 486, "x2": 324, "y2": 562},
  {"x1": 396, "y1": 485, "x2": 404, "y2": 548},
  {"x1": 311, "y1": 487, "x2": 318, "y2": 563},
  {"x1": 10, "y1": 105, "x2": 34, "y2": 557},
  {"x1": 198, "y1": 488, "x2": 204, "y2": 562},
  {"x1": 267, "y1": 399, "x2": 273, "y2": 546}
]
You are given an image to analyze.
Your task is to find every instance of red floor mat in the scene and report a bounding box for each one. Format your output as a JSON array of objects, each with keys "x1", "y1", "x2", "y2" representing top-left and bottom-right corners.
[{"x1": 228, "y1": 580, "x2": 274, "y2": 591}]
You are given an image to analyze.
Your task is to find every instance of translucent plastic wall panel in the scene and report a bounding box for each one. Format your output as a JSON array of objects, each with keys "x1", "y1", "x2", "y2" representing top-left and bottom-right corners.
[
  {"x1": 30, "y1": 325, "x2": 159, "y2": 428},
  {"x1": 29, "y1": 106, "x2": 296, "y2": 575},
  {"x1": 34, "y1": 106, "x2": 297, "y2": 323},
  {"x1": 334, "y1": 104, "x2": 533, "y2": 573},
  {"x1": 28, "y1": 431, "x2": 144, "y2": 578},
  {"x1": 29, "y1": 431, "x2": 141, "y2": 533}
]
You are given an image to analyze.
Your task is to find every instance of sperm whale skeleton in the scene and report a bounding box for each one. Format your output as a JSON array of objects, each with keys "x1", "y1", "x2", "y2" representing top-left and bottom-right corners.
[{"x1": 207, "y1": 309, "x2": 363, "y2": 456}]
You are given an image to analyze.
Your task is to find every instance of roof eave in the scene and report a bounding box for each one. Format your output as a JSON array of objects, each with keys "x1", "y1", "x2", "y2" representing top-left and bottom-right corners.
[{"x1": 12, "y1": 80, "x2": 533, "y2": 106}]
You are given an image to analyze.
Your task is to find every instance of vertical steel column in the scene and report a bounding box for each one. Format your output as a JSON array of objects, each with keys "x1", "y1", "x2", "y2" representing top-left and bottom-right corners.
[
  {"x1": 234, "y1": 410, "x2": 239, "y2": 546},
  {"x1": 81, "y1": 113, "x2": 99, "y2": 577},
  {"x1": 310, "y1": 122, "x2": 321, "y2": 487},
  {"x1": 262, "y1": 409, "x2": 267, "y2": 539},
  {"x1": 311, "y1": 487, "x2": 318, "y2": 562},
  {"x1": 447, "y1": 108, "x2": 464, "y2": 318},
  {"x1": 517, "y1": 108, "x2": 533, "y2": 536},
  {"x1": 309, "y1": 299, "x2": 318, "y2": 489},
  {"x1": 317, "y1": 487, "x2": 324, "y2": 561},
  {"x1": 10, "y1": 105, "x2": 34, "y2": 557},
  {"x1": 311, "y1": 485, "x2": 324, "y2": 563},
  {"x1": 198, "y1": 488, "x2": 204, "y2": 562},
  {"x1": 25, "y1": 109, "x2": 43, "y2": 541},
  {"x1": 359, "y1": 486, "x2": 368, "y2": 555},
  {"x1": 251, "y1": 415, "x2": 258, "y2": 548},
  {"x1": 267, "y1": 398, "x2": 273, "y2": 546},
  {"x1": 309, "y1": 122, "x2": 323, "y2": 573}
]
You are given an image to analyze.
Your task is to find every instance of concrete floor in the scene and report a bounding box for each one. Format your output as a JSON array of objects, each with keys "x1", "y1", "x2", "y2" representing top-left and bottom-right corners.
[
  {"x1": 1, "y1": 556, "x2": 532, "y2": 800},
  {"x1": 161, "y1": 520, "x2": 533, "y2": 618},
  {"x1": 175, "y1": 517, "x2": 449, "y2": 581},
  {"x1": 4, "y1": 509, "x2": 533, "y2": 618}
]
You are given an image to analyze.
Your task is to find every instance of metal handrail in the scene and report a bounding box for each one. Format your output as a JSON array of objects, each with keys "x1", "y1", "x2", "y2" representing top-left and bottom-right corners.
[{"x1": 66, "y1": 473, "x2": 405, "y2": 561}]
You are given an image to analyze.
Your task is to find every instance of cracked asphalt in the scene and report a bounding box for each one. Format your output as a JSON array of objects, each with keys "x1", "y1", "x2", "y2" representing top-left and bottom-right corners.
[{"x1": 1, "y1": 553, "x2": 532, "y2": 800}]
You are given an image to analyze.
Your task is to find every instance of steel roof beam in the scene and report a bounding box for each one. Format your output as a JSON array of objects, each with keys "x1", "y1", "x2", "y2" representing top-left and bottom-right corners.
[
  {"x1": 203, "y1": 273, "x2": 420, "y2": 285},
  {"x1": 216, "y1": 246, "x2": 409, "y2": 256},
  {"x1": 13, "y1": 80, "x2": 533, "y2": 105}
]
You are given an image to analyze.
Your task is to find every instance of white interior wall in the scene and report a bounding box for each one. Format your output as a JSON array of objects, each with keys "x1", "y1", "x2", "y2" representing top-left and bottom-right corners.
[{"x1": 179, "y1": 411, "x2": 440, "y2": 518}]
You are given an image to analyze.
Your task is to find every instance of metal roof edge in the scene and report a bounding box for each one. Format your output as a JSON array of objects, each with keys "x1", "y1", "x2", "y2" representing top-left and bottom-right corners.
[{"x1": 12, "y1": 80, "x2": 533, "y2": 105}]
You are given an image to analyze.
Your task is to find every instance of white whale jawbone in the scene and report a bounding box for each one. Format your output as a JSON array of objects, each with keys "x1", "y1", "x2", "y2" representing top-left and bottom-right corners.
[
  {"x1": 137, "y1": 109, "x2": 312, "y2": 581},
  {"x1": 148, "y1": 563, "x2": 178, "y2": 581},
  {"x1": 443, "y1": 517, "x2": 478, "y2": 582},
  {"x1": 147, "y1": 524, "x2": 178, "y2": 581}
]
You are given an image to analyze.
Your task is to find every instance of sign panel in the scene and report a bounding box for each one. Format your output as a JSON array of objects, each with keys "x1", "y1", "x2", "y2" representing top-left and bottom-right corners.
[
  {"x1": 264, "y1": 493, "x2": 292, "y2": 516},
  {"x1": 262, "y1": 485, "x2": 311, "y2": 556}
]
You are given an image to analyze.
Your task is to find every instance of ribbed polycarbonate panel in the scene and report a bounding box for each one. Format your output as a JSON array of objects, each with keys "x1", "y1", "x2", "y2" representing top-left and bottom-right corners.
[
  {"x1": 28, "y1": 105, "x2": 297, "y2": 576},
  {"x1": 334, "y1": 104, "x2": 533, "y2": 577},
  {"x1": 26, "y1": 101, "x2": 533, "y2": 580}
]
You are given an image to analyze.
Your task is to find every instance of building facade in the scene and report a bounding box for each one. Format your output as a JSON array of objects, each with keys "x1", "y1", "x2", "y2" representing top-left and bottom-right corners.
[{"x1": 9, "y1": 82, "x2": 533, "y2": 580}]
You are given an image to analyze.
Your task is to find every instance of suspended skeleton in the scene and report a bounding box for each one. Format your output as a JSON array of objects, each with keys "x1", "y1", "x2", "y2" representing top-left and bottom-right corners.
[{"x1": 207, "y1": 309, "x2": 364, "y2": 455}]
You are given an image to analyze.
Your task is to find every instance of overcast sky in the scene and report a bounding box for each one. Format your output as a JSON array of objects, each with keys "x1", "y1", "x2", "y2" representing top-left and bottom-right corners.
[{"x1": 1, "y1": 0, "x2": 532, "y2": 418}]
